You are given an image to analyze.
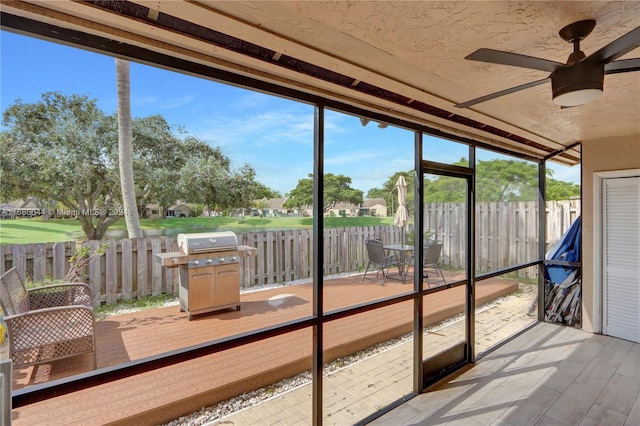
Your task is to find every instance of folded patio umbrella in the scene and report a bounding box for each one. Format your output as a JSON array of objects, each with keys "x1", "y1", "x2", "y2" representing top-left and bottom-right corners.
[
  {"x1": 542, "y1": 216, "x2": 582, "y2": 326},
  {"x1": 394, "y1": 176, "x2": 409, "y2": 244},
  {"x1": 545, "y1": 215, "x2": 581, "y2": 285}
]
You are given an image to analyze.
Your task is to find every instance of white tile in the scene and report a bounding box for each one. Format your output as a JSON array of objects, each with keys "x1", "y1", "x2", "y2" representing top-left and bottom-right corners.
[
  {"x1": 539, "y1": 360, "x2": 585, "y2": 393},
  {"x1": 498, "y1": 386, "x2": 561, "y2": 426},
  {"x1": 534, "y1": 414, "x2": 570, "y2": 426},
  {"x1": 579, "y1": 404, "x2": 627, "y2": 426},
  {"x1": 595, "y1": 373, "x2": 640, "y2": 416},
  {"x1": 617, "y1": 348, "x2": 640, "y2": 379},
  {"x1": 625, "y1": 392, "x2": 640, "y2": 426}
]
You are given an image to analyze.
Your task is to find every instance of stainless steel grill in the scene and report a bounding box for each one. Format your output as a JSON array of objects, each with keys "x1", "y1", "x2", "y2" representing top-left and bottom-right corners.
[
  {"x1": 177, "y1": 231, "x2": 238, "y2": 255},
  {"x1": 156, "y1": 231, "x2": 256, "y2": 320}
]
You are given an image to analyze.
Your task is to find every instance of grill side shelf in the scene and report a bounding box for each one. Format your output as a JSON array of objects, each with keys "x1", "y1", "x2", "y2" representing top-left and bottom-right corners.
[{"x1": 155, "y1": 245, "x2": 257, "y2": 267}]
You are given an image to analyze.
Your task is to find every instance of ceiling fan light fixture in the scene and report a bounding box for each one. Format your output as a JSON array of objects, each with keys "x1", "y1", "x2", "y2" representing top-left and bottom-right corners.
[
  {"x1": 551, "y1": 62, "x2": 604, "y2": 107},
  {"x1": 553, "y1": 88, "x2": 602, "y2": 107}
]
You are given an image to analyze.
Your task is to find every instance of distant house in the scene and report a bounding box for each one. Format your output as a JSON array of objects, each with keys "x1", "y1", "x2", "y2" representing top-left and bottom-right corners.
[
  {"x1": 166, "y1": 204, "x2": 192, "y2": 218},
  {"x1": 0, "y1": 203, "x2": 16, "y2": 218},
  {"x1": 361, "y1": 198, "x2": 387, "y2": 217},
  {"x1": 144, "y1": 204, "x2": 163, "y2": 219},
  {"x1": 298, "y1": 206, "x2": 313, "y2": 217},
  {"x1": 252, "y1": 197, "x2": 389, "y2": 218},
  {"x1": 0, "y1": 199, "x2": 40, "y2": 219},
  {"x1": 326, "y1": 202, "x2": 359, "y2": 217},
  {"x1": 325, "y1": 198, "x2": 388, "y2": 217},
  {"x1": 144, "y1": 203, "x2": 192, "y2": 218},
  {"x1": 254, "y1": 197, "x2": 289, "y2": 216}
]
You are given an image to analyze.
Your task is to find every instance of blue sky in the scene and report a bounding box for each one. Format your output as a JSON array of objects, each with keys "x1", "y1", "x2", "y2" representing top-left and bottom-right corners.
[{"x1": 1, "y1": 31, "x2": 579, "y2": 195}]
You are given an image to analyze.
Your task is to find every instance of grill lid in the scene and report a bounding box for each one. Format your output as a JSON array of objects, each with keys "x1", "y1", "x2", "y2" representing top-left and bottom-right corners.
[{"x1": 177, "y1": 231, "x2": 238, "y2": 254}]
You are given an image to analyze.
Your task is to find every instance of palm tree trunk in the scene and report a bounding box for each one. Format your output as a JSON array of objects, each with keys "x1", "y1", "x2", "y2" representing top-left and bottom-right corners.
[{"x1": 116, "y1": 58, "x2": 144, "y2": 238}]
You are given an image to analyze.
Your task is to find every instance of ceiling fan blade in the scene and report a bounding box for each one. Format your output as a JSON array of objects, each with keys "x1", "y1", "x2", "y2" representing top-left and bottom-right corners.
[
  {"x1": 455, "y1": 78, "x2": 550, "y2": 108},
  {"x1": 465, "y1": 48, "x2": 565, "y2": 72},
  {"x1": 605, "y1": 58, "x2": 640, "y2": 74},
  {"x1": 586, "y1": 26, "x2": 640, "y2": 64}
]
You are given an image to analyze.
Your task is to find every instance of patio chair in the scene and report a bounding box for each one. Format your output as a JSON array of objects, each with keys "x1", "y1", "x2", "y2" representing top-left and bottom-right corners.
[
  {"x1": 363, "y1": 239, "x2": 401, "y2": 286},
  {"x1": 0, "y1": 267, "x2": 96, "y2": 369},
  {"x1": 423, "y1": 241, "x2": 446, "y2": 287}
]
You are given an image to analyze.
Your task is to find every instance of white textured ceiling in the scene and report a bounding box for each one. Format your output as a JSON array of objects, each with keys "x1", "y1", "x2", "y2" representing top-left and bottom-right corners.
[{"x1": 2, "y1": 1, "x2": 639, "y2": 164}]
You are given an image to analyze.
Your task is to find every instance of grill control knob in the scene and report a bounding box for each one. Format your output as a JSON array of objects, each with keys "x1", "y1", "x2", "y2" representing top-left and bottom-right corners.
[
  {"x1": 219, "y1": 258, "x2": 225, "y2": 264},
  {"x1": 193, "y1": 260, "x2": 200, "y2": 266},
  {"x1": 206, "y1": 259, "x2": 213, "y2": 265},
  {"x1": 231, "y1": 256, "x2": 237, "y2": 262}
]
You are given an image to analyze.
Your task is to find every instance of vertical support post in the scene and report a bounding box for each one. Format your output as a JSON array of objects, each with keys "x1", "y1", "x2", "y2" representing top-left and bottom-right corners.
[
  {"x1": 312, "y1": 104, "x2": 325, "y2": 425},
  {"x1": 578, "y1": 143, "x2": 583, "y2": 328},
  {"x1": 467, "y1": 145, "x2": 476, "y2": 362},
  {"x1": 538, "y1": 160, "x2": 547, "y2": 322},
  {"x1": 1, "y1": 358, "x2": 11, "y2": 426},
  {"x1": 413, "y1": 131, "x2": 424, "y2": 392}
]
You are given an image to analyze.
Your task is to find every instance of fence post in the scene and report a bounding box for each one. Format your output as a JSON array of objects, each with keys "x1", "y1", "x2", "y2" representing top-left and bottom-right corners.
[
  {"x1": 52, "y1": 242, "x2": 68, "y2": 280},
  {"x1": 137, "y1": 238, "x2": 149, "y2": 297},
  {"x1": 32, "y1": 243, "x2": 46, "y2": 282},
  {"x1": 105, "y1": 239, "x2": 118, "y2": 304},
  {"x1": 88, "y1": 240, "x2": 102, "y2": 307},
  {"x1": 150, "y1": 238, "x2": 163, "y2": 296},
  {"x1": 122, "y1": 238, "x2": 133, "y2": 300}
]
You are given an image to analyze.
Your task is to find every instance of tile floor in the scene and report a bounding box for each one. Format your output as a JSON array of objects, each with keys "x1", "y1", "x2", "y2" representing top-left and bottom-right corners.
[{"x1": 372, "y1": 322, "x2": 640, "y2": 426}]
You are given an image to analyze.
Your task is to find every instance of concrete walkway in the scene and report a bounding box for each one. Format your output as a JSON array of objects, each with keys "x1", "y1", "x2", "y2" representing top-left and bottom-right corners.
[{"x1": 207, "y1": 283, "x2": 538, "y2": 425}]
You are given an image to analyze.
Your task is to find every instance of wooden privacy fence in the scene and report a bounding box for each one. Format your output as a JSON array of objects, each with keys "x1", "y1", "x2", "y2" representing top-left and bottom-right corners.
[
  {"x1": 239, "y1": 225, "x2": 403, "y2": 286},
  {"x1": 0, "y1": 200, "x2": 579, "y2": 306},
  {"x1": 0, "y1": 226, "x2": 397, "y2": 307},
  {"x1": 426, "y1": 199, "x2": 580, "y2": 276},
  {"x1": 1, "y1": 238, "x2": 178, "y2": 307}
]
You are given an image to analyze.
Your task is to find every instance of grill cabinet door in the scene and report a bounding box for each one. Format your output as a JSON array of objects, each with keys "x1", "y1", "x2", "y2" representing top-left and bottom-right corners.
[
  {"x1": 189, "y1": 269, "x2": 217, "y2": 312},
  {"x1": 215, "y1": 266, "x2": 240, "y2": 307}
]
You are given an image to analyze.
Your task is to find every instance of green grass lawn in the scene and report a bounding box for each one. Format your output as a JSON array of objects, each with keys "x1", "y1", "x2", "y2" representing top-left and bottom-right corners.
[{"x1": 0, "y1": 215, "x2": 397, "y2": 245}]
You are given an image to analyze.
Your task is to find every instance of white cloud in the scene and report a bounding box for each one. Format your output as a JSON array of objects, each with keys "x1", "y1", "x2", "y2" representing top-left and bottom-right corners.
[
  {"x1": 132, "y1": 94, "x2": 196, "y2": 110},
  {"x1": 161, "y1": 95, "x2": 197, "y2": 109},
  {"x1": 193, "y1": 107, "x2": 314, "y2": 149}
]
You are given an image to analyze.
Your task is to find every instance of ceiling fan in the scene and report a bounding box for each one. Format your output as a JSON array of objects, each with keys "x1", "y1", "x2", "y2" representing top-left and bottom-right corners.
[{"x1": 455, "y1": 20, "x2": 640, "y2": 108}]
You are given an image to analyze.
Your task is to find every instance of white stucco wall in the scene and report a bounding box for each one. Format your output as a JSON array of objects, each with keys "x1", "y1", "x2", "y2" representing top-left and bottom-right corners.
[{"x1": 581, "y1": 134, "x2": 640, "y2": 333}]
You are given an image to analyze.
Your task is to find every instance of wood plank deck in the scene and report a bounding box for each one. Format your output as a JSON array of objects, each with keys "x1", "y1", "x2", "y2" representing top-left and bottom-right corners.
[{"x1": 9, "y1": 271, "x2": 518, "y2": 425}]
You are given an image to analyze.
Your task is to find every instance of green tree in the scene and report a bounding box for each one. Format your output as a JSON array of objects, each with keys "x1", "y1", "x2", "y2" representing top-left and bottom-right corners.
[
  {"x1": 1, "y1": 92, "x2": 275, "y2": 237},
  {"x1": 476, "y1": 159, "x2": 539, "y2": 202},
  {"x1": 424, "y1": 175, "x2": 466, "y2": 202},
  {"x1": 123, "y1": 115, "x2": 185, "y2": 216},
  {"x1": 423, "y1": 158, "x2": 540, "y2": 203},
  {"x1": 178, "y1": 152, "x2": 260, "y2": 214},
  {"x1": 284, "y1": 175, "x2": 313, "y2": 209},
  {"x1": 106, "y1": 116, "x2": 258, "y2": 218},
  {"x1": 285, "y1": 173, "x2": 363, "y2": 212},
  {"x1": 546, "y1": 169, "x2": 580, "y2": 200},
  {"x1": 372, "y1": 159, "x2": 579, "y2": 206},
  {"x1": 226, "y1": 164, "x2": 263, "y2": 211},
  {"x1": 253, "y1": 183, "x2": 281, "y2": 200},
  {"x1": 1, "y1": 92, "x2": 121, "y2": 239}
]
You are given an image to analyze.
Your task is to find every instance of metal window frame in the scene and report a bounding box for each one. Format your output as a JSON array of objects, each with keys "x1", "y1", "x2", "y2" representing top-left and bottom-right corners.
[
  {"x1": 1, "y1": 13, "x2": 580, "y2": 424},
  {"x1": 421, "y1": 156, "x2": 475, "y2": 387}
]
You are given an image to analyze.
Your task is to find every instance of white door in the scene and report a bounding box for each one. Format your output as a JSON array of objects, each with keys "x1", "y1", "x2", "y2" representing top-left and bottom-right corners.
[{"x1": 602, "y1": 176, "x2": 640, "y2": 343}]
